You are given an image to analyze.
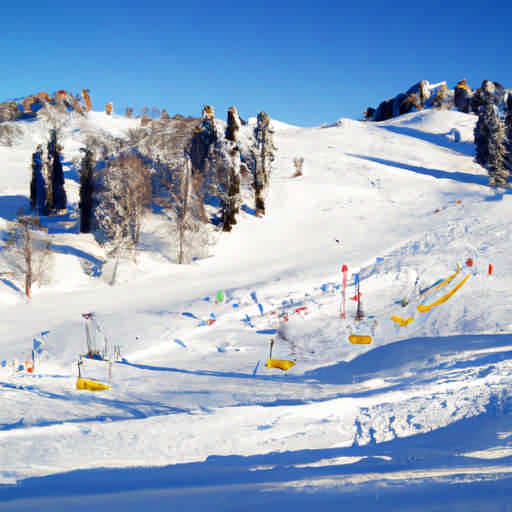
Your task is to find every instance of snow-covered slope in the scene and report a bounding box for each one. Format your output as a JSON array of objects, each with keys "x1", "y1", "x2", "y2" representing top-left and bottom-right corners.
[{"x1": 1, "y1": 109, "x2": 512, "y2": 510}]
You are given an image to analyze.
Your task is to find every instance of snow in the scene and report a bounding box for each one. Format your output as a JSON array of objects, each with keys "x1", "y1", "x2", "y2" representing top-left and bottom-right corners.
[{"x1": 1, "y1": 108, "x2": 512, "y2": 510}]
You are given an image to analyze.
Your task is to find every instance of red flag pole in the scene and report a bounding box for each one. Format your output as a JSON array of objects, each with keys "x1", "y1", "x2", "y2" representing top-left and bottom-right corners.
[{"x1": 341, "y1": 264, "x2": 348, "y2": 318}]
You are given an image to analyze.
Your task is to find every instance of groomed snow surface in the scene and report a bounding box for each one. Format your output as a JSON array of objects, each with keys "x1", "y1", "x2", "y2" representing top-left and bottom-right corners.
[{"x1": 1, "y1": 110, "x2": 512, "y2": 510}]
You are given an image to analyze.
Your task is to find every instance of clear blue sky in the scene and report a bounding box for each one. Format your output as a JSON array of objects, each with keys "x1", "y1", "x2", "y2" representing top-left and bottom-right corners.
[{"x1": 2, "y1": 0, "x2": 511, "y2": 126}]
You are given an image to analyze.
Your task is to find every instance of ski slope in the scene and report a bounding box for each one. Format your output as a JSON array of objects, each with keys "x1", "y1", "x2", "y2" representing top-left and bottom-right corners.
[{"x1": 1, "y1": 109, "x2": 512, "y2": 510}]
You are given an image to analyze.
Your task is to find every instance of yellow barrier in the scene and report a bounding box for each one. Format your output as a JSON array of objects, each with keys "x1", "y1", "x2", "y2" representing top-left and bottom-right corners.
[
  {"x1": 390, "y1": 315, "x2": 415, "y2": 327},
  {"x1": 348, "y1": 334, "x2": 373, "y2": 344},
  {"x1": 266, "y1": 359, "x2": 296, "y2": 371},
  {"x1": 76, "y1": 378, "x2": 110, "y2": 391},
  {"x1": 417, "y1": 274, "x2": 470, "y2": 313},
  {"x1": 418, "y1": 266, "x2": 461, "y2": 301}
]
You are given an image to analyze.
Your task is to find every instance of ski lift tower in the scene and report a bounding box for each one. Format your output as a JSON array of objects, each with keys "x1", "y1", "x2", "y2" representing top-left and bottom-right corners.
[
  {"x1": 354, "y1": 274, "x2": 364, "y2": 322},
  {"x1": 82, "y1": 312, "x2": 108, "y2": 360}
]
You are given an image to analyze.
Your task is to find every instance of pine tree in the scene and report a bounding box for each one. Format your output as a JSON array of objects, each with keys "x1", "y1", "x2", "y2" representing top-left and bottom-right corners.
[
  {"x1": 474, "y1": 107, "x2": 490, "y2": 167},
  {"x1": 474, "y1": 92, "x2": 509, "y2": 187},
  {"x1": 45, "y1": 129, "x2": 67, "y2": 213},
  {"x1": 487, "y1": 104, "x2": 509, "y2": 187},
  {"x1": 505, "y1": 94, "x2": 512, "y2": 173},
  {"x1": 79, "y1": 147, "x2": 95, "y2": 233},
  {"x1": 30, "y1": 145, "x2": 46, "y2": 215}
]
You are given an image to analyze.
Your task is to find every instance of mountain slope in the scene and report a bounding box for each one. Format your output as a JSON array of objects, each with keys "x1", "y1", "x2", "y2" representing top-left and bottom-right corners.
[{"x1": 1, "y1": 108, "x2": 512, "y2": 510}]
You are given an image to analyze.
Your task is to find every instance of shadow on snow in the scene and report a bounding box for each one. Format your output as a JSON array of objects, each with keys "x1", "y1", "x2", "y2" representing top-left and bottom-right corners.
[
  {"x1": 1, "y1": 406, "x2": 512, "y2": 511},
  {"x1": 305, "y1": 333, "x2": 512, "y2": 387},
  {"x1": 347, "y1": 154, "x2": 490, "y2": 187},
  {"x1": 377, "y1": 124, "x2": 475, "y2": 157}
]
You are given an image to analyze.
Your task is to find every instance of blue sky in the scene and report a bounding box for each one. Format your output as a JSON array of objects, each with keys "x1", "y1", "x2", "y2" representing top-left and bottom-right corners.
[{"x1": 2, "y1": 0, "x2": 511, "y2": 126}]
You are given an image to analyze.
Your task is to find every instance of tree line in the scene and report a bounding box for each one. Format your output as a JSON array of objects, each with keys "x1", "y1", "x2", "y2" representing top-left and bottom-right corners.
[
  {"x1": 3, "y1": 104, "x2": 275, "y2": 296},
  {"x1": 473, "y1": 80, "x2": 512, "y2": 188}
]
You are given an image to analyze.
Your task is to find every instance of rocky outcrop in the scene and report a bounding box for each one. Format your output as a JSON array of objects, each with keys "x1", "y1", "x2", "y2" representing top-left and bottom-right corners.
[
  {"x1": 431, "y1": 83, "x2": 448, "y2": 109},
  {"x1": 364, "y1": 78, "x2": 508, "y2": 121},
  {"x1": 82, "y1": 89, "x2": 92, "y2": 111},
  {"x1": 0, "y1": 89, "x2": 90, "y2": 122},
  {"x1": 400, "y1": 93, "x2": 421, "y2": 116},
  {"x1": 0, "y1": 101, "x2": 22, "y2": 122},
  {"x1": 374, "y1": 98, "x2": 394, "y2": 122},
  {"x1": 406, "y1": 80, "x2": 430, "y2": 107},
  {"x1": 454, "y1": 79, "x2": 472, "y2": 113}
]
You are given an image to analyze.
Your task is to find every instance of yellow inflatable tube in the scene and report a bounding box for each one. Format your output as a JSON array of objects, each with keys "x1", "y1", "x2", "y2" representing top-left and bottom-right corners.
[
  {"x1": 419, "y1": 266, "x2": 461, "y2": 301},
  {"x1": 266, "y1": 359, "x2": 296, "y2": 371},
  {"x1": 348, "y1": 334, "x2": 373, "y2": 344},
  {"x1": 390, "y1": 315, "x2": 415, "y2": 327},
  {"x1": 76, "y1": 377, "x2": 110, "y2": 391},
  {"x1": 417, "y1": 274, "x2": 470, "y2": 313}
]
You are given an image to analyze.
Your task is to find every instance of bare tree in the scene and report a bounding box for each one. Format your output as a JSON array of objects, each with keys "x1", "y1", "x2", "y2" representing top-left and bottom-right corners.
[
  {"x1": 95, "y1": 153, "x2": 152, "y2": 268},
  {"x1": 157, "y1": 156, "x2": 208, "y2": 264},
  {"x1": 171, "y1": 157, "x2": 192, "y2": 264},
  {"x1": 292, "y1": 156, "x2": 304, "y2": 177},
  {"x1": 4, "y1": 214, "x2": 52, "y2": 297}
]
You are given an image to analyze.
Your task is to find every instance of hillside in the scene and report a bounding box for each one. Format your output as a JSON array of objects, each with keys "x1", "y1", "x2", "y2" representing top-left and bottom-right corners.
[{"x1": 1, "y1": 107, "x2": 512, "y2": 511}]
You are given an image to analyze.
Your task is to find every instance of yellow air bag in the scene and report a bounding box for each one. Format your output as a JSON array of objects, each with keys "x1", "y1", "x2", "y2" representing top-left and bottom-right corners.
[
  {"x1": 349, "y1": 334, "x2": 373, "y2": 344},
  {"x1": 76, "y1": 377, "x2": 110, "y2": 391},
  {"x1": 417, "y1": 274, "x2": 470, "y2": 313},
  {"x1": 419, "y1": 266, "x2": 461, "y2": 301},
  {"x1": 266, "y1": 359, "x2": 296, "y2": 371},
  {"x1": 390, "y1": 315, "x2": 415, "y2": 327}
]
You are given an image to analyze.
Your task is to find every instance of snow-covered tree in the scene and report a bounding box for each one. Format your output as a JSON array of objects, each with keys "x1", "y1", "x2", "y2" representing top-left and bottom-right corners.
[
  {"x1": 30, "y1": 145, "x2": 46, "y2": 215},
  {"x1": 250, "y1": 111, "x2": 275, "y2": 216},
  {"x1": 29, "y1": 127, "x2": 67, "y2": 216},
  {"x1": 189, "y1": 105, "x2": 222, "y2": 221},
  {"x1": 79, "y1": 147, "x2": 95, "y2": 233},
  {"x1": 155, "y1": 156, "x2": 210, "y2": 264},
  {"x1": 487, "y1": 107, "x2": 509, "y2": 187},
  {"x1": 474, "y1": 91, "x2": 509, "y2": 188},
  {"x1": 95, "y1": 153, "x2": 152, "y2": 262},
  {"x1": 46, "y1": 129, "x2": 67, "y2": 212},
  {"x1": 4, "y1": 214, "x2": 52, "y2": 298},
  {"x1": 474, "y1": 109, "x2": 490, "y2": 168},
  {"x1": 221, "y1": 106, "x2": 242, "y2": 232},
  {"x1": 504, "y1": 93, "x2": 512, "y2": 173}
]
